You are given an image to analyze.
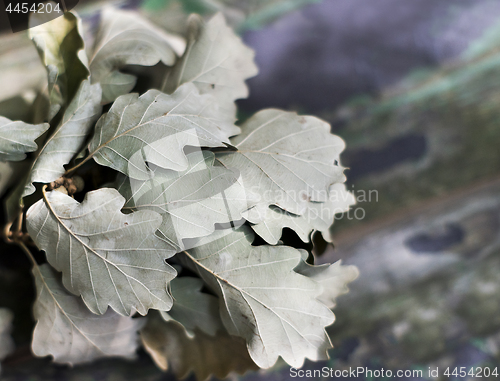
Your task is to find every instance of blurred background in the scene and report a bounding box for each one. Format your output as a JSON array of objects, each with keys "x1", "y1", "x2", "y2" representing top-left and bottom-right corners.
[{"x1": 2, "y1": 0, "x2": 500, "y2": 379}]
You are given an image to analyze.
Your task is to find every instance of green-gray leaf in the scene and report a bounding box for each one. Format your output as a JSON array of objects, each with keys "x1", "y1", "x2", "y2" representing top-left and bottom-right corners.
[
  {"x1": 87, "y1": 83, "x2": 239, "y2": 179},
  {"x1": 161, "y1": 276, "x2": 223, "y2": 337},
  {"x1": 141, "y1": 312, "x2": 258, "y2": 380},
  {"x1": 179, "y1": 227, "x2": 335, "y2": 368},
  {"x1": 23, "y1": 80, "x2": 102, "y2": 197},
  {"x1": 26, "y1": 188, "x2": 176, "y2": 316},
  {"x1": 250, "y1": 183, "x2": 355, "y2": 244},
  {"x1": 0, "y1": 117, "x2": 49, "y2": 161},
  {"x1": 0, "y1": 162, "x2": 18, "y2": 198},
  {"x1": 32, "y1": 264, "x2": 144, "y2": 365},
  {"x1": 216, "y1": 109, "x2": 346, "y2": 217},
  {"x1": 90, "y1": 7, "x2": 185, "y2": 104},
  {"x1": 162, "y1": 13, "x2": 257, "y2": 118},
  {"x1": 295, "y1": 252, "x2": 359, "y2": 309},
  {"x1": 0, "y1": 307, "x2": 14, "y2": 375},
  {"x1": 116, "y1": 151, "x2": 249, "y2": 250},
  {"x1": 0, "y1": 308, "x2": 14, "y2": 361},
  {"x1": 29, "y1": 9, "x2": 89, "y2": 120}
]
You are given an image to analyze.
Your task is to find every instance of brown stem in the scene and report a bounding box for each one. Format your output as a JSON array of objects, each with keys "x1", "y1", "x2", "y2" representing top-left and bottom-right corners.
[
  {"x1": 2, "y1": 221, "x2": 14, "y2": 243},
  {"x1": 15, "y1": 211, "x2": 23, "y2": 234},
  {"x1": 64, "y1": 155, "x2": 92, "y2": 176},
  {"x1": 16, "y1": 241, "x2": 37, "y2": 268}
]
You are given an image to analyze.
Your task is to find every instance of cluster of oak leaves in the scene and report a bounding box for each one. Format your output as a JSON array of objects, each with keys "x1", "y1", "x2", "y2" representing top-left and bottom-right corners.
[{"x1": 0, "y1": 5, "x2": 359, "y2": 380}]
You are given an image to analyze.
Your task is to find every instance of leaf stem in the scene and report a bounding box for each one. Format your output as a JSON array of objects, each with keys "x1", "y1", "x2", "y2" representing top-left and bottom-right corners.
[
  {"x1": 1, "y1": 208, "x2": 37, "y2": 267},
  {"x1": 17, "y1": 240, "x2": 38, "y2": 269},
  {"x1": 2, "y1": 212, "x2": 24, "y2": 244},
  {"x1": 2, "y1": 221, "x2": 14, "y2": 243},
  {"x1": 64, "y1": 155, "x2": 92, "y2": 176},
  {"x1": 15, "y1": 211, "x2": 23, "y2": 234}
]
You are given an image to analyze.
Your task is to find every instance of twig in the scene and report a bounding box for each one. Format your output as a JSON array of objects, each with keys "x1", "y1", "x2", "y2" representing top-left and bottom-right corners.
[
  {"x1": 16, "y1": 240, "x2": 37, "y2": 268},
  {"x1": 2, "y1": 221, "x2": 14, "y2": 243},
  {"x1": 64, "y1": 156, "x2": 91, "y2": 176}
]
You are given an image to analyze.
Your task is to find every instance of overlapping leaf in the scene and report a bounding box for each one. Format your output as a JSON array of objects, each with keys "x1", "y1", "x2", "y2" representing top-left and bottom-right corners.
[
  {"x1": 90, "y1": 7, "x2": 185, "y2": 104},
  {"x1": 160, "y1": 276, "x2": 223, "y2": 337},
  {"x1": 26, "y1": 188, "x2": 176, "y2": 316},
  {"x1": 162, "y1": 13, "x2": 257, "y2": 118},
  {"x1": 87, "y1": 83, "x2": 239, "y2": 180},
  {"x1": 295, "y1": 251, "x2": 359, "y2": 309},
  {"x1": 29, "y1": 10, "x2": 89, "y2": 120},
  {"x1": 23, "y1": 80, "x2": 102, "y2": 197},
  {"x1": 216, "y1": 109, "x2": 346, "y2": 217},
  {"x1": 116, "y1": 151, "x2": 249, "y2": 250},
  {"x1": 141, "y1": 312, "x2": 257, "y2": 381},
  {"x1": 0, "y1": 308, "x2": 14, "y2": 361},
  {"x1": 142, "y1": 275, "x2": 256, "y2": 379},
  {"x1": 0, "y1": 117, "x2": 49, "y2": 161},
  {"x1": 0, "y1": 162, "x2": 14, "y2": 198},
  {"x1": 179, "y1": 227, "x2": 335, "y2": 368},
  {"x1": 0, "y1": 307, "x2": 14, "y2": 375},
  {"x1": 249, "y1": 183, "x2": 355, "y2": 244},
  {"x1": 32, "y1": 264, "x2": 143, "y2": 365}
]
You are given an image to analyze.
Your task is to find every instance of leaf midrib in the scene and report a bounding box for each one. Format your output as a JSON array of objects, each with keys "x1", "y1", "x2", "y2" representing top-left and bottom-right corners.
[
  {"x1": 41, "y1": 188, "x2": 168, "y2": 310},
  {"x1": 34, "y1": 265, "x2": 105, "y2": 354},
  {"x1": 181, "y1": 246, "x2": 320, "y2": 356},
  {"x1": 87, "y1": 91, "x2": 224, "y2": 165}
]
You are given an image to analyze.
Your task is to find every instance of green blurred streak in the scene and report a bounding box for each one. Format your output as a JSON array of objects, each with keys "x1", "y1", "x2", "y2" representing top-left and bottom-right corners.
[
  {"x1": 238, "y1": 0, "x2": 322, "y2": 32},
  {"x1": 141, "y1": 0, "x2": 173, "y2": 12},
  {"x1": 141, "y1": 0, "x2": 323, "y2": 32}
]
